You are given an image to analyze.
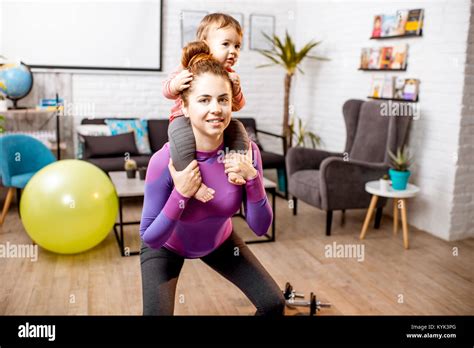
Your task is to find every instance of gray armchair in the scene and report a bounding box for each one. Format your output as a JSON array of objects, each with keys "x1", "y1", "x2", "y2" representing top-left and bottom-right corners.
[{"x1": 286, "y1": 99, "x2": 412, "y2": 236}]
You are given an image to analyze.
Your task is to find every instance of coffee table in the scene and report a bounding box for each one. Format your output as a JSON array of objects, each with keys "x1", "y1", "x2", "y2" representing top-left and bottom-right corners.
[{"x1": 109, "y1": 171, "x2": 144, "y2": 257}]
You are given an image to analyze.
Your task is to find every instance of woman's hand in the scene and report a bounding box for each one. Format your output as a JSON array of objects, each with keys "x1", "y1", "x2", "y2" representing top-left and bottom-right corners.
[
  {"x1": 224, "y1": 153, "x2": 257, "y2": 181},
  {"x1": 168, "y1": 159, "x2": 202, "y2": 198},
  {"x1": 171, "y1": 69, "x2": 193, "y2": 95}
]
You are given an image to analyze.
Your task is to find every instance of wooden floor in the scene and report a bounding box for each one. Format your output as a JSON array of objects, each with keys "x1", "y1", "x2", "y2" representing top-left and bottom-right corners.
[{"x1": 1, "y1": 189, "x2": 473, "y2": 316}]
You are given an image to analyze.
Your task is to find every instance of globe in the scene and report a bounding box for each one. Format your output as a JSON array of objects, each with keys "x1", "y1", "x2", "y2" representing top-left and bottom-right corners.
[{"x1": 0, "y1": 62, "x2": 33, "y2": 108}]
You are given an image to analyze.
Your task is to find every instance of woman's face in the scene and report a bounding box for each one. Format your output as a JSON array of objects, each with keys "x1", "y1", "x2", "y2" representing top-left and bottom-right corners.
[{"x1": 183, "y1": 72, "x2": 232, "y2": 140}]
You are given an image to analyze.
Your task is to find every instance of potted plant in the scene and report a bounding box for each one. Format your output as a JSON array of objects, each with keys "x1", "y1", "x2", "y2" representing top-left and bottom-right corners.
[
  {"x1": 138, "y1": 166, "x2": 147, "y2": 181},
  {"x1": 388, "y1": 146, "x2": 413, "y2": 190},
  {"x1": 257, "y1": 31, "x2": 329, "y2": 149},
  {"x1": 379, "y1": 174, "x2": 391, "y2": 192},
  {"x1": 289, "y1": 115, "x2": 321, "y2": 149},
  {"x1": 124, "y1": 159, "x2": 137, "y2": 179}
]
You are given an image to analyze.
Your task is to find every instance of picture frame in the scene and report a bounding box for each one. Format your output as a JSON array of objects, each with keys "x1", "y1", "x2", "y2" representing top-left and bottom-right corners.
[
  {"x1": 181, "y1": 10, "x2": 209, "y2": 47},
  {"x1": 249, "y1": 14, "x2": 275, "y2": 51}
]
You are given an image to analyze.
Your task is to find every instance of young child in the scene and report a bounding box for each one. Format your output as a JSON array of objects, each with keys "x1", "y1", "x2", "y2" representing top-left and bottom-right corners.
[{"x1": 163, "y1": 13, "x2": 249, "y2": 203}]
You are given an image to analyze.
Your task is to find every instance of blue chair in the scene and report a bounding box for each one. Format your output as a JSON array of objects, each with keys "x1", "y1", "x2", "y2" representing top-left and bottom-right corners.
[{"x1": 0, "y1": 134, "x2": 56, "y2": 225}]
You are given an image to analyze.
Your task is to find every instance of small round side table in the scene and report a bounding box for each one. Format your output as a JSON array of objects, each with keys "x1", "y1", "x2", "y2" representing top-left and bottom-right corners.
[{"x1": 359, "y1": 180, "x2": 420, "y2": 249}]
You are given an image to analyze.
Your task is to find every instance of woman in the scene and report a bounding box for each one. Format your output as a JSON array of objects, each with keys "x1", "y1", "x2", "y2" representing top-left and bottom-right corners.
[{"x1": 139, "y1": 41, "x2": 285, "y2": 316}]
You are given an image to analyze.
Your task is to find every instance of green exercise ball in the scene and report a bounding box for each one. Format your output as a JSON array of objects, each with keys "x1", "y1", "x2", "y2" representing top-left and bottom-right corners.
[{"x1": 20, "y1": 160, "x2": 118, "y2": 254}]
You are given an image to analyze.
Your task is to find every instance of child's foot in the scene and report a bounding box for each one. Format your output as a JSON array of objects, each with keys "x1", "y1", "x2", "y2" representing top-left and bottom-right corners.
[
  {"x1": 194, "y1": 183, "x2": 215, "y2": 203},
  {"x1": 228, "y1": 172, "x2": 246, "y2": 185}
]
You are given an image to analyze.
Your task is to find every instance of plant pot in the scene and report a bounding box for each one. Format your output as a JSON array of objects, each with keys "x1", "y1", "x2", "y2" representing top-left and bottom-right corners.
[
  {"x1": 379, "y1": 179, "x2": 391, "y2": 192},
  {"x1": 126, "y1": 169, "x2": 136, "y2": 179},
  {"x1": 138, "y1": 167, "x2": 147, "y2": 180},
  {"x1": 389, "y1": 168, "x2": 410, "y2": 190}
]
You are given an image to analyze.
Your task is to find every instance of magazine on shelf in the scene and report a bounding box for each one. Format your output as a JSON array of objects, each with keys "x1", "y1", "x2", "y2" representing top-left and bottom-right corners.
[
  {"x1": 368, "y1": 48, "x2": 381, "y2": 69},
  {"x1": 393, "y1": 77, "x2": 406, "y2": 99},
  {"x1": 393, "y1": 9, "x2": 409, "y2": 36},
  {"x1": 405, "y1": 9, "x2": 424, "y2": 35},
  {"x1": 360, "y1": 48, "x2": 370, "y2": 69},
  {"x1": 403, "y1": 78, "x2": 420, "y2": 101},
  {"x1": 381, "y1": 14, "x2": 396, "y2": 37},
  {"x1": 370, "y1": 76, "x2": 385, "y2": 98},
  {"x1": 372, "y1": 15, "x2": 383, "y2": 38},
  {"x1": 391, "y1": 44, "x2": 408, "y2": 69},
  {"x1": 379, "y1": 47, "x2": 393, "y2": 69},
  {"x1": 382, "y1": 76, "x2": 395, "y2": 98}
]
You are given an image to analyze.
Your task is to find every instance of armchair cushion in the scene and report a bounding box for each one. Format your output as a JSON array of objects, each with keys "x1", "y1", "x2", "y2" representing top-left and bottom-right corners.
[
  {"x1": 288, "y1": 170, "x2": 321, "y2": 208},
  {"x1": 319, "y1": 157, "x2": 389, "y2": 210},
  {"x1": 286, "y1": 147, "x2": 342, "y2": 176}
]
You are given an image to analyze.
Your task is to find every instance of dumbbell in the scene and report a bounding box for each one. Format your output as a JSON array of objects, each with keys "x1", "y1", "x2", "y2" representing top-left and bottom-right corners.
[
  {"x1": 282, "y1": 282, "x2": 331, "y2": 316},
  {"x1": 282, "y1": 282, "x2": 305, "y2": 301}
]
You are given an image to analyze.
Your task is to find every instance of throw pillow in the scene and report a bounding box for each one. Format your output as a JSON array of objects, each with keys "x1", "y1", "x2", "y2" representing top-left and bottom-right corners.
[
  {"x1": 105, "y1": 119, "x2": 151, "y2": 154},
  {"x1": 83, "y1": 132, "x2": 139, "y2": 158},
  {"x1": 76, "y1": 124, "x2": 111, "y2": 159}
]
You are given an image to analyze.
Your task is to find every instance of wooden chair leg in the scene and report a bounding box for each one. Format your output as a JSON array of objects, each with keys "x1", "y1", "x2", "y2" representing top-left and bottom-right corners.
[
  {"x1": 0, "y1": 187, "x2": 15, "y2": 226},
  {"x1": 326, "y1": 210, "x2": 333, "y2": 236},
  {"x1": 292, "y1": 197, "x2": 298, "y2": 216}
]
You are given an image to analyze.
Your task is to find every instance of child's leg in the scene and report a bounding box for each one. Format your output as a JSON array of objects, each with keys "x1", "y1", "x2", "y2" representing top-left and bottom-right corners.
[
  {"x1": 168, "y1": 116, "x2": 215, "y2": 202},
  {"x1": 224, "y1": 119, "x2": 251, "y2": 185},
  {"x1": 168, "y1": 116, "x2": 196, "y2": 171}
]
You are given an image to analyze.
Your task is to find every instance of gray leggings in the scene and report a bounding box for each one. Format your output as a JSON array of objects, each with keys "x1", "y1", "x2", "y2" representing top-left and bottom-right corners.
[
  {"x1": 168, "y1": 116, "x2": 249, "y2": 171},
  {"x1": 140, "y1": 231, "x2": 285, "y2": 316}
]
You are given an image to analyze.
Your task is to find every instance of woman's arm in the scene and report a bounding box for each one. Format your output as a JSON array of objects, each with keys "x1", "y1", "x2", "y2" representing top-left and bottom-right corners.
[
  {"x1": 139, "y1": 144, "x2": 191, "y2": 248},
  {"x1": 243, "y1": 142, "x2": 273, "y2": 236}
]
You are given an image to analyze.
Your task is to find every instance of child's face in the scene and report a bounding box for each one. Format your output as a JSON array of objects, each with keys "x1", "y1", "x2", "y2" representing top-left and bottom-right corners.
[{"x1": 205, "y1": 25, "x2": 242, "y2": 70}]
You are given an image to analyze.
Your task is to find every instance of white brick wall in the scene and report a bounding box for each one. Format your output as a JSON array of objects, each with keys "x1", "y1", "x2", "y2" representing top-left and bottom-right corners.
[
  {"x1": 451, "y1": 1, "x2": 474, "y2": 240},
  {"x1": 9, "y1": 0, "x2": 473, "y2": 240},
  {"x1": 293, "y1": 0, "x2": 472, "y2": 240}
]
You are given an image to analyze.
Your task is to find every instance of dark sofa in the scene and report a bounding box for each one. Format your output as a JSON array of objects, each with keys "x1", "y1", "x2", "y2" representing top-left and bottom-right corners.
[{"x1": 80, "y1": 118, "x2": 169, "y2": 172}]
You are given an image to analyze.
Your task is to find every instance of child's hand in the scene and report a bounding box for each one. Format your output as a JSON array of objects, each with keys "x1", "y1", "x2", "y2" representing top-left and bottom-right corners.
[
  {"x1": 171, "y1": 70, "x2": 193, "y2": 95},
  {"x1": 228, "y1": 72, "x2": 241, "y2": 94}
]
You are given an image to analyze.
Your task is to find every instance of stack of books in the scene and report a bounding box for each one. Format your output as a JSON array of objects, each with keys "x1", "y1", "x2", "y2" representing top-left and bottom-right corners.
[{"x1": 36, "y1": 98, "x2": 64, "y2": 112}]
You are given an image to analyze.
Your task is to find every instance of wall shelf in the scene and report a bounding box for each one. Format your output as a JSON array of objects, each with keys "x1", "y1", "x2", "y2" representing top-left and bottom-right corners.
[
  {"x1": 359, "y1": 67, "x2": 407, "y2": 71},
  {"x1": 368, "y1": 96, "x2": 418, "y2": 103},
  {"x1": 370, "y1": 31, "x2": 422, "y2": 40}
]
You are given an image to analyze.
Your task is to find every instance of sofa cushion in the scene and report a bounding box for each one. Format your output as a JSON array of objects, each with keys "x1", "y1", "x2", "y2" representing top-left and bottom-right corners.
[
  {"x1": 83, "y1": 132, "x2": 139, "y2": 158},
  {"x1": 87, "y1": 155, "x2": 151, "y2": 173},
  {"x1": 76, "y1": 124, "x2": 111, "y2": 159},
  {"x1": 289, "y1": 170, "x2": 321, "y2": 208},
  {"x1": 105, "y1": 119, "x2": 152, "y2": 155}
]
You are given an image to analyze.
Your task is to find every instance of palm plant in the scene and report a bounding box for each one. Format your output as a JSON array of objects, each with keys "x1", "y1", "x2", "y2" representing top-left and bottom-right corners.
[
  {"x1": 257, "y1": 31, "x2": 328, "y2": 148},
  {"x1": 289, "y1": 115, "x2": 321, "y2": 149},
  {"x1": 0, "y1": 115, "x2": 5, "y2": 134}
]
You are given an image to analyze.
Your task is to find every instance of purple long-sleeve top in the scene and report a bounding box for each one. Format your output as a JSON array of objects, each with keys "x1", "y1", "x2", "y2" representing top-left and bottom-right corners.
[{"x1": 139, "y1": 141, "x2": 272, "y2": 258}]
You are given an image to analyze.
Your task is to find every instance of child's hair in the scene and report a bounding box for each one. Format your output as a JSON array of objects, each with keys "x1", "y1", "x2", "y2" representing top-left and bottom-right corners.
[
  {"x1": 180, "y1": 41, "x2": 233, "y2": 106},
  {"x1": 196, "y1": 13, "x2": 243, "y2": 41}
]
